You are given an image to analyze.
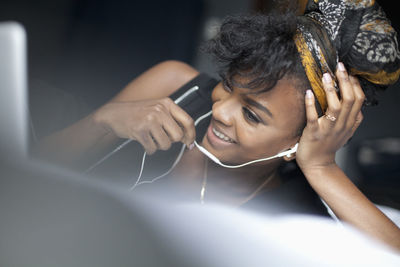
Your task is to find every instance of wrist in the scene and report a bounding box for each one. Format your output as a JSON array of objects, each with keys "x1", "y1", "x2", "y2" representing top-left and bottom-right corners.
[
  {"x1": 297, "y1": 153, "x2": 336, "y2": 172},
  {"x1": 91, "y1": 107, "x2": 115, "y2": 137},
  {"x1": 299, "y1": 162, "x2": 340, "y2": 182}
]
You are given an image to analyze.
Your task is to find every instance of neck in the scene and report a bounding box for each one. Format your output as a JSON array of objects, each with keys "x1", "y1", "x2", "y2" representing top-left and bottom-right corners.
[
  {"x1": 169, "y1": 148, "x2": 282, "y2": 206},
  {"x1": 205, "y1": 157, "x2": 281, "y2": 205}
]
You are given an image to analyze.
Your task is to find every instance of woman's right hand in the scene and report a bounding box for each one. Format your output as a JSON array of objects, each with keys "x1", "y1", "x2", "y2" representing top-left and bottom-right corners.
[{"x1": 93, "y1": 97, "x2": 195, "y2": 154}]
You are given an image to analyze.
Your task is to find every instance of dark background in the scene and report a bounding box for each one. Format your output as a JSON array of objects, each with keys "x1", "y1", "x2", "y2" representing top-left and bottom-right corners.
[{"x1": 1, "y1": 0, "x2": 399, "y2": 208}]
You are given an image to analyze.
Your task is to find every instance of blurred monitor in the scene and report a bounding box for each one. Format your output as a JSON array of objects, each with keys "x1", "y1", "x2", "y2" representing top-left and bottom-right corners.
[{"x1": 0, "y1": 21, "x2": 28, "y2": 160}]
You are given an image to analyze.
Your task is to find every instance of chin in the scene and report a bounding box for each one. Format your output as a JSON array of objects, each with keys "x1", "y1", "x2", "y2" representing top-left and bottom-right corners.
[{"x1": 200, "y1": 136, "x2": 243, "y2": 165}]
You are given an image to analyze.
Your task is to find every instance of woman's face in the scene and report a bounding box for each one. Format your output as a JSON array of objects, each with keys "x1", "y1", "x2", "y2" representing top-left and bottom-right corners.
[{"x1": 201, "y1": 76, "x2": 305, "y2": 165}]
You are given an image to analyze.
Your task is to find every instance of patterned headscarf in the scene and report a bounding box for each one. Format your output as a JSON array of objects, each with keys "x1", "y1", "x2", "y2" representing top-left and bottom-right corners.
[{"x1": 295, "y1": 0, "x2": 400, "y2": 112}]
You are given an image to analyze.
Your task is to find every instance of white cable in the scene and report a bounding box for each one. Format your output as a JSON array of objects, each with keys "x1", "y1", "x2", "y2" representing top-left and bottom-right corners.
[
  {"x1": 194, "y1": 141, "x2": 298, "y2": 169},
  {"x1": 84, "y1": 86, "x2": 199, "y2": 175},
  {"x1": 84, "y1": 84, "x2": 297, "y2": 189},
  {"x1": 84, "y1": 139, "x2": 133, "y2": 174},
  {"x1": 130, "y1": 150, "x2": 147, "y2": 189},
  {"x1": 129, "y1": 144, "x2": 186, "y2": 191},
  {"x1": 130, "y1": 110, "x2": 298, "y2": 190},
  {"x1": 128, "y1": 86, "x2": 199, "y2": 190},
  {"x1": 192, "y1": 111, "x2": 298, "y2": 169},
  {"x1": 130, "y1": 106, "x2": 207, "y2": 190}
]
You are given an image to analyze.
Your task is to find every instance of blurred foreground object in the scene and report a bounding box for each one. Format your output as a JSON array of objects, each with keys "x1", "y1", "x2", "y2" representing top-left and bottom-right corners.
[{"x1": 0, "y1": 159, "x2": 399, "y2": 267}]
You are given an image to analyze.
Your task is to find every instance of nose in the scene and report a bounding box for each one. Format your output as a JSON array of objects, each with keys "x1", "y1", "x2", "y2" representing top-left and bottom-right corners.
[{"x1": 212, "y1": 95, "x2": 237, "y2": 126}]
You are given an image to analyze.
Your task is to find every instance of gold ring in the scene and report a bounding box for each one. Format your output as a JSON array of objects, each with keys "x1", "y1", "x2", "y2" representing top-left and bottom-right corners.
[{"x1": 324, "y1": 114, "x2": 337, "y2": 122}]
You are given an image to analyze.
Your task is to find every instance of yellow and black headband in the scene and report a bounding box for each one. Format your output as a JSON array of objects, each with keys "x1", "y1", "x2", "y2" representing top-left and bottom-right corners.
[{"x1": 295, "y1": 0, "x2": 400, "y2": 111}]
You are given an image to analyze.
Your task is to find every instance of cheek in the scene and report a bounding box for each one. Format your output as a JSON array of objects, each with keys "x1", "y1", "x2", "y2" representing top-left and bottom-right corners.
[
  {"x1": 277, "y1": 110, "x2": 305, "y2": 138},
  {"x1": 236, "y1": 125, "x2": 272, "y2": 153},
  {"x1": 236, "y1": 124, "x2": 296, "y2": 158}
]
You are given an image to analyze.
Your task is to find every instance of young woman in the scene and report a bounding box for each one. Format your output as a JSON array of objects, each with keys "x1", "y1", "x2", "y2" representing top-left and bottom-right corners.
[{"x1": 35, "y1": 0, "x2": 400, "y2": 251}]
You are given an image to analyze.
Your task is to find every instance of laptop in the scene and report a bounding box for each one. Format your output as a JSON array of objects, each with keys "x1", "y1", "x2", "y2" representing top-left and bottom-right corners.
[{"x1": 0, "y1": 21, "x2": 28, "y2": 161}]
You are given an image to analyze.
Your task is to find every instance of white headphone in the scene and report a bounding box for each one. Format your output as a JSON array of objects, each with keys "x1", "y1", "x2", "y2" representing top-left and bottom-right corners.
[
  {"x1": 84, "y1": 85, "x2": 298, "y2": 189},
  {"x1": 193, "y1": 111, "x2": 298, "y2": 169},
  {"x1": 195, "y1": 141, "x2": 298, "y2": 168},
  {"x1": 129, "y1": 110, "x2": 298, "y2": 190}
]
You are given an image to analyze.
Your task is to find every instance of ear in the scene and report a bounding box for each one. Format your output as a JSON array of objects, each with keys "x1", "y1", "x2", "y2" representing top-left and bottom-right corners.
[
  {"x1": 283, "y1": 152, "x2": 296, "y2": 162},
  {"x1": 282, "y1": 143, "x2": 298, "y2": 162}
]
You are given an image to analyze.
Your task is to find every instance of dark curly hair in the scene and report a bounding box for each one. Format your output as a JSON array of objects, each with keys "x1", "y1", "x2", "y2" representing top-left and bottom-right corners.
[
  {"x1": 204, "y1": 12, "x2": 310, "y2": 95},
  {"x1": 204, "y1": 12, "x2": 310, "y2": 136}
]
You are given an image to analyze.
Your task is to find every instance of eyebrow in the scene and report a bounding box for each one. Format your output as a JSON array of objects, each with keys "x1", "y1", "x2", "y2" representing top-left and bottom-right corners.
[{"x1": 242, "y1": 96, "x2": 273, "y2": 118}]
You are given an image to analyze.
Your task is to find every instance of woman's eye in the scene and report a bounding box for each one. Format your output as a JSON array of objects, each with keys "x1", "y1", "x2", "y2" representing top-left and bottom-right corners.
[{"x1": 242, "y1": 107, "x2": 261, "y2": 123}]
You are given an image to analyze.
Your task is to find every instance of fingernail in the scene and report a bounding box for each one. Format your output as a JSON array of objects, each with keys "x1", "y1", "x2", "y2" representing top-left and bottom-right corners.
[
  {"x1": 323, "y1": 73, "x2": 332, "y2": 84},
  {"x1": 306, "y1": 89, "x2": 313, "y2": 99},
  {"x1": 188, "y1": 143, "x2": 195, "y2": 150},
  {"x1": 338, "y1": 62, "x2": 346, "y2": 72}
]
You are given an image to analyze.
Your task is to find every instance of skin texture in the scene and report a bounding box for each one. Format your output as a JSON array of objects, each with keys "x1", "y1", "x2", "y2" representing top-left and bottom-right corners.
[
  {"x1": 296, "y1": 65, "x2": 365, "y2": 170},
  {"x1": 297, "y1": 63, "x2": 400, "y2": 251},
  {"x1": 94, "y1": 97, "x2": 195, "y2": 154},
  {"x1": 201, "y1": 76, "x2": 302, "y2": 165},
  {"x1": 34, "y1": 60, "x2": 400, "y2": 252},
  {"x1": 34, "y1": 61, "x2": 199, "y2": 166},
  {"x1": 94, "y1": 60, "x2": 200, "y2": 154}
]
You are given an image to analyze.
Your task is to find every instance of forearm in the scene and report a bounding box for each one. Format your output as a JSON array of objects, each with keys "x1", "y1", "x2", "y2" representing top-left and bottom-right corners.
[
  {"x1": 302, "y1": 165, "x2": 400, "y2": 251},
  {"x1": 33, "y1": 113, "x2": 120, "y2": 169},
  {"x1": 33, "y1": 60, "x2": 199, "y2": 169}
]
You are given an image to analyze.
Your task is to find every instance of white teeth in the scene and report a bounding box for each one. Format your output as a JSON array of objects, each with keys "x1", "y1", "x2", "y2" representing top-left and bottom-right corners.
[{"x1": 212, "y1": 127, "x2": 234, "y2": 143}]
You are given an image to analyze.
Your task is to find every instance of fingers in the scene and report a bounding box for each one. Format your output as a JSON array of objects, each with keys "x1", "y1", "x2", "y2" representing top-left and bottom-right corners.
[
  {"x1": 322, "y1": 63, "x2": 365, "y2": 131},
  {"x1": 350, "y1": 111, "x2": 363, "y2": 136},
  {"x1": 152, "y1": 98, "x2": 195, "y2": 146},
  {"x1": 335, "y1": 62, "x2": 355, "y2": 126},
  {"x1": 136, "y1": 132, "x2": 158, "y2": 155},
  {"x1": 150, "y1": 125, "x2": 172, "y2": 151},
  {"x1": 334, "y1": 63, "x2": 365, "y2": 132},
  {"x1": 346, "y1": 76, "x2": 365, "y2": 127},
  {"x1": 161, "y1": 116, "x2": 185, "y2": 144},
  {"x1": 133, "y1": 98, "x2": 195, "y2": 154},
  {"x1": 322, "y1": 72, "x2": 340, "y2": 126},
  {"x1": 165, "y1": 98, "x2": 196, "y2": 146},
  {"x1": 305, "y1": 89, "x2": 319, "y2": 132}
]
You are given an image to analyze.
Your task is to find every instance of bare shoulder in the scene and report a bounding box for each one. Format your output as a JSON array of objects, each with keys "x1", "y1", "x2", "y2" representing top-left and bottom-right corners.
[
  {"x1": 113, "y1": 60, "x2": 200, "y2": 101},
  {"x1": 154, "y1": 60, "x2": 200, "y2": 82}
]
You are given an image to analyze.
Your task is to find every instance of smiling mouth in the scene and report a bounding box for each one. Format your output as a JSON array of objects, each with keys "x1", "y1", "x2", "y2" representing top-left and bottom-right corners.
[{"x1": 212, "y1": 127, "x2": 235, "y2": 143}]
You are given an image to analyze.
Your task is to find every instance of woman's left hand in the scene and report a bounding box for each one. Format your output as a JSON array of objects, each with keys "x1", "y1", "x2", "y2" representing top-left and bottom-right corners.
[{"x1": 296, "y1": 62, "x2": 365, "y2": 172}]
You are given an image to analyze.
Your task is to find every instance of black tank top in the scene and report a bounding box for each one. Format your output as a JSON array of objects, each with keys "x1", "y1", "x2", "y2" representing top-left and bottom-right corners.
[{"x1": 91, "y1": 73, "x2": 329, "y2": 217}]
